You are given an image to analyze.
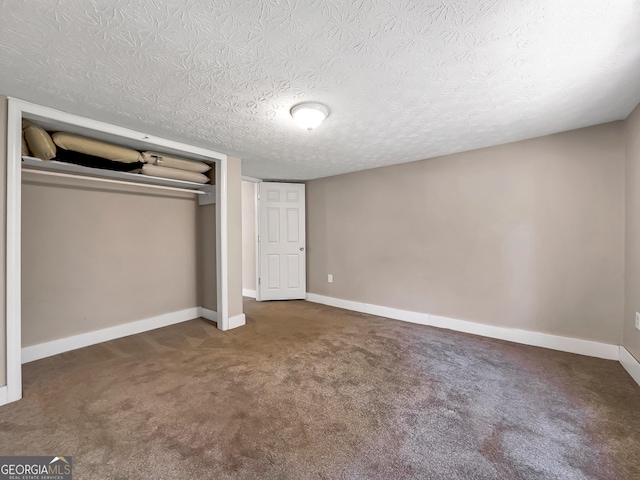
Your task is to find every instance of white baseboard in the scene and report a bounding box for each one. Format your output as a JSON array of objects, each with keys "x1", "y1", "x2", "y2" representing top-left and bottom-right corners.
[
  {"x1": 429, "y1": 314, "x2": 619, "y2": 360},
  {"x1": 243, "y1": 288, "x2": 257, "y2": 298},
  {"x1": 201, "y1": 308, "x2": 244, "y2": 330},
  {"x1": 21, "y1": 307, "x2": 201, "y2": 364},
  {"x1": 620, "y1": 347, "x2": 640, "y2": 387},
  {"x1": 0, "y1": 386, "x2": 7, "y2": 406},
  {"x1": 305, "y1": 293, "x2": 620, "y2": 361},
  {"x1": 229, "y1": 313, "x2": 246, "y2": 329},
  {"x1": 201, "y1": 307, "x2": 218, "y2": 323}
]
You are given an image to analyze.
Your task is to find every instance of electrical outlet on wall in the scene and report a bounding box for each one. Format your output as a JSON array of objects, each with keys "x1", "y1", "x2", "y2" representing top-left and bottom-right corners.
[
  {"x1": 636, "y1": 312, "x2": 640, "y2": 331},
  {"x1": 328, "y1": 274, "x2": 333, "y2": 283}
]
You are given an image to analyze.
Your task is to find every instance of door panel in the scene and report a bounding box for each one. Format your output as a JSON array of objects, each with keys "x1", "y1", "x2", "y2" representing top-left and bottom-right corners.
[
  {"x1": 258, "y1": 182, "x2": 306, "y2": 300},
  {"x1": 267, "y1": 208, "x2": 280, "y2": 242},
  {"x1": 267, "y1": 255, "x2": 280, "y2": 289},
  {"x1": 286, "y1": 209, "x2": 299, "y2": 242},
  {"x1": 287, "y1": 255, "x2": 299, "y2": 288}
]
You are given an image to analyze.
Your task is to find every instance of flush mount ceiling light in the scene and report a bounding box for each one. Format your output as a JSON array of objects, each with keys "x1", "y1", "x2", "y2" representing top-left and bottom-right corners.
[{"x1": 290, "y1": 102, "x2": 330, "y2": 131}]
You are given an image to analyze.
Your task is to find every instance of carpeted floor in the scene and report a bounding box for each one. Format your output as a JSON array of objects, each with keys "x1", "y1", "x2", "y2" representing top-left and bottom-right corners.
[{"x1": 1, "y1": 299, "x2": 639, "y2": 479}]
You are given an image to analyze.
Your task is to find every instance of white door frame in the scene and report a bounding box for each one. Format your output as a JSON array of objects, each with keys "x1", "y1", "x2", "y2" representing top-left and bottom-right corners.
[
  {"x1": 255, "y1": 181, "x2": 263, "y2": 301},
  {"x1": 241, "y1": 176, "x2": 262, "y2": 300},
  {"x1": 4, "y1": 97, "x2": 230, "y2": 404}
]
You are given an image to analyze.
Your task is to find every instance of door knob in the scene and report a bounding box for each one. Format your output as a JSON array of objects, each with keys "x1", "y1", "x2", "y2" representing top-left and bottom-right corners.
[{"x1": 300, "y1": 247, "x2": 305, "y2": 251}]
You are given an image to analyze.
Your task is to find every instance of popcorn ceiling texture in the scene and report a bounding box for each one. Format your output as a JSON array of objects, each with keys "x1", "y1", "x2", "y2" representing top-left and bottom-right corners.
[{"x1": 1, "y1": 0, "x2": 639, "y2": 180}]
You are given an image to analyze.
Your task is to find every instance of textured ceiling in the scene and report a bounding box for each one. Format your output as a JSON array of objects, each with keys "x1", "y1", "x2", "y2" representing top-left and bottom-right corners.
[{"x1": 1, "y1": 0, "x2": 640, "y2": 180}]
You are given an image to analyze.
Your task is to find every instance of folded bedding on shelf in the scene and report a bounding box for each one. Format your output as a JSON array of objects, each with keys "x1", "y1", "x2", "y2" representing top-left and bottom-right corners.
[
  {"x1": 55, "y1": 148, "x2": 143, "y2": 172},
  {"x1": 52, "y1": 132, "x2": 143, "y2": 163},
  {"x1": 137, "y1": 164, "x2": 210, "y2": 184},
  {"x1": 22, "y1": 120, "x2": 56, "y2": 160},
  {"x1": 141, "y1": 151, "x2": 211, "y2": 173}
]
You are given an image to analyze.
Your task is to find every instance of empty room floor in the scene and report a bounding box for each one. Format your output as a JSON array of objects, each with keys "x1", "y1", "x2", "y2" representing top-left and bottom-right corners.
[{"x1": 0, "y1": 298, "x2": 639, "y2": 479}]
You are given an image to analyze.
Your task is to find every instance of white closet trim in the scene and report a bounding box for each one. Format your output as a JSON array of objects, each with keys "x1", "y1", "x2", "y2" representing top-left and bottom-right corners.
[
  {"x1": 217, "y1": 160, "x2": 229, "y2": 330},
  {"x1": 23, "y1": 168, "x2": 209, "y2": 195},
  {"x1": 6, "y1": 99, "x2": 22, "y2": 403}
]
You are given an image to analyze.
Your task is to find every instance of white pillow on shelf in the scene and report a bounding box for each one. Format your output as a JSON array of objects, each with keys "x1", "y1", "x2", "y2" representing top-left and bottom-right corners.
[{"x1": 141, "y1": 151, "x2": 211, "y2": 173}]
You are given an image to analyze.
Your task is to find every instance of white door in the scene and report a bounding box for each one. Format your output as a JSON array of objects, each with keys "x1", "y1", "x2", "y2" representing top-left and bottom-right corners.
[{"x1": 257, "y1": 182, "x2": 306, "y2": 300}]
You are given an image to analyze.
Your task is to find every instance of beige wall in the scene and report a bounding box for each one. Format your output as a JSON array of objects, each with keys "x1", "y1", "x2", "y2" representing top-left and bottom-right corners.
[
  {"x1": 242, "y1": 181, "x2": 257, "y2": 293},
  {"x1": 0, "y1": 97, "x2": 6, "y2": 386},
  {"x1": 22, "y1": 174, "x2": 199, "y2": 346},
  {"x1": 624, "y1": 104, "x2": 640, "y2": 361},
  {"x1": 227, "y1": 156, "x2": 244, "y2": 319},
  {"x1": 197, "y1": 203, "x2": 217, "y2": 312},
  {"x1": 306, "y1": 123, "x2": 626, "y2": 344}
]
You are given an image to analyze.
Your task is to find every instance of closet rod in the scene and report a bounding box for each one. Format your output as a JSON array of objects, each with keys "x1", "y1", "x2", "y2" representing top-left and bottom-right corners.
[{"x1": 22, "y1": 168, "x2": 208, "y2": 195}]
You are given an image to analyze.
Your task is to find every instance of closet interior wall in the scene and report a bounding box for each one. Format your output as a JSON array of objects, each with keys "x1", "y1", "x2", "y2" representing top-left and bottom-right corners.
[{"x1": 21, "y1": 176, "x2": 203, "y2": 347}]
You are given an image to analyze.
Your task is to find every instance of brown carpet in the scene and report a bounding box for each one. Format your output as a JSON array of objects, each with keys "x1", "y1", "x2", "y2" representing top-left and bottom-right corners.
[{"x1": 1, "y1": 298, "x2": 639, "y2": 479}]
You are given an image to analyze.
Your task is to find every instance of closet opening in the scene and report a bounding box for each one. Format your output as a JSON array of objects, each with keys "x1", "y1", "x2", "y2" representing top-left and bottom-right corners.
[{"x1": 4, "y1": 98, "x2": 231, "y2": 405}]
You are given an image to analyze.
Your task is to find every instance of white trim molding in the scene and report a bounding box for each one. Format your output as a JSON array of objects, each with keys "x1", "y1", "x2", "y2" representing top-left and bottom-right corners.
[
  {"x1": 21, "y1": 307, "x2": 200, "y2": 364},
  {"x1": 6, "y1": 98, "x2": 23, "y2": 404},
  {"x1": 242, "y1": 289, "x2": 257, "y2": 298},
  {"x1": 229, "y1": 314, "x2": 247, "y2": 329},
  {"x1": 620, "y1": 347, "x2": 640, "y2": 387},
  {"x1": 305, "y1": 293, "x2": 620, "y2": 361},
  {"x1": 428, "y1": 315, "x2": 619, "y2": 360},
  {"x1": 255, "y1": 182, "x2": 262, "y2": 301},
  {"x1": 242, "y1": 175, "x2": 262, "y2": 183},
  {"x1": 201, "y1": 307, "x2": 218, "y2": 323},
  {"x1": 202, "y1": 308, "x2": 244, "y2": 329},
  {"x1": 217, "y1": 159, "x2": 229, "y2": 331}
]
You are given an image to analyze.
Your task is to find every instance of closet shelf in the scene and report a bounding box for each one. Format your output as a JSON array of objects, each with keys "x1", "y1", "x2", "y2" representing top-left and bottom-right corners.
[{"x1": 22, "y1": 156, "x2": 212, "y2": 195}]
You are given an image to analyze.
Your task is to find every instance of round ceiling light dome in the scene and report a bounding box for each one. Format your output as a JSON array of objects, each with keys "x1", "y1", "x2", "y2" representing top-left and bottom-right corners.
[{"x1": 290, "y1": 102, "x2": 330, "y2": 131}]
